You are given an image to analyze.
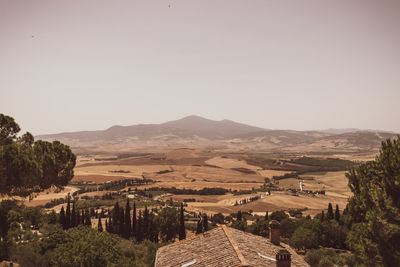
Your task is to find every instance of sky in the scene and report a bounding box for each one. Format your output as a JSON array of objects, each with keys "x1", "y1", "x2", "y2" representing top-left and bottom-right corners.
[{"x1": 1, "y1": 0, "x2": 399, "y2": 135}]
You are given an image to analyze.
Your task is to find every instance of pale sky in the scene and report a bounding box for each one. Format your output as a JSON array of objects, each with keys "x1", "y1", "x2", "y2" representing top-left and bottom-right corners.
[{"x1": 1, "y1": 0, "x2": 399, "y2": 135}]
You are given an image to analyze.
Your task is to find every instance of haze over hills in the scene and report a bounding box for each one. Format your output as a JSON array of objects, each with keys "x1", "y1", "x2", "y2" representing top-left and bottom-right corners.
[{"x1": 36, "y1": 115, "x2": 398, "y2": 153}]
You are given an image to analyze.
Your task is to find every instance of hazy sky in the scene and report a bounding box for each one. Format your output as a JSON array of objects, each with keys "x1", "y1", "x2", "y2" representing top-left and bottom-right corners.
[{"x1": 1, "y1": 0, "x2": 399, "y2": 135}]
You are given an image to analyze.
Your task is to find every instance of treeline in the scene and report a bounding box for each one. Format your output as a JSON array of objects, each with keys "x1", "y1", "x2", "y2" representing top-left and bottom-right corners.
[
  {"x1": 138, "y1": 187, "x2": 228, "y2": 195},
  {"x1": 0, "y1": 114, "x2": 76, "y2": 197},
  {"x1": 233, "y1": 195, "x2": 261, "y2": 206},
  {"x1": 71, "y1": 178, "x2": 154, "y2": 196}
]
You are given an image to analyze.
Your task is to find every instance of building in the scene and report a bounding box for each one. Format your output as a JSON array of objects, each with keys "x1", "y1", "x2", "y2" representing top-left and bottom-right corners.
[{"x1": 155, "y1": 220, "x2": 309, "y2": 267}]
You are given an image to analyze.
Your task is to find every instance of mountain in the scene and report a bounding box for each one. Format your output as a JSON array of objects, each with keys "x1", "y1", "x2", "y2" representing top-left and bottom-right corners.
[
  {"x1": 36, "y1": 115, "x2": 265, "y2": 142},
  {"x1": 36, "y1": 115, "x2": 398, "y2": 152}
]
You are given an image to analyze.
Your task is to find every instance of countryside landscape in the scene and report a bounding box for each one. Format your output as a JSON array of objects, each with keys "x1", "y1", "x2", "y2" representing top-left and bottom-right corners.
[{"x1": 1, "y1": 1, "x2": 400, "y2": 267}]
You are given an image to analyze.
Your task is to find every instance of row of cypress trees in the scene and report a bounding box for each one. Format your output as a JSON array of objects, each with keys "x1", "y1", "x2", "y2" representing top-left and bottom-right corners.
[
  {"x1": 59, "y1": 197, "x2": 92, "y2": 229},
  {"x1": 321, "y1": 203, "x2": 341, "y2": 222},
  {"x1": 102, "y1": 200, "x2": 160, "y2": 242}
]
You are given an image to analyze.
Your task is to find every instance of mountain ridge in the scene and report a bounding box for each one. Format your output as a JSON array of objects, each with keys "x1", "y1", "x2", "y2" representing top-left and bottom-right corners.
[{"x1": 36, "y1": 115, "x2": 398, "y2": 152}]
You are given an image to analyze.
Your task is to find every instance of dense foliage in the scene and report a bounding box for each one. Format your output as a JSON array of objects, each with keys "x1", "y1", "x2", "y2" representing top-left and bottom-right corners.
[
  {"x1": 346, "y1": 137, "x2": 400, "y2": 266},
  {"x1": 0, "y1": 114, "x2": 76, "y2": 196}
]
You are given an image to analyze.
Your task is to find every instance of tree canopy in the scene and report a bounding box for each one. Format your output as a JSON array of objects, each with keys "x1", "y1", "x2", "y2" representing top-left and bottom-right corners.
[
  {"x1": 346, "y1": 137, "x2": 400, "y2": 266},
  {"x1": 0, "y1": 114, "x2": 76, "y2": 196}
]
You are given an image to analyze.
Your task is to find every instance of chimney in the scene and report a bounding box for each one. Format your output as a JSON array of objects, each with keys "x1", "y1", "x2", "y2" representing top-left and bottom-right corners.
[
  {"x1": 275, "y1": 249, "x2": 291, "y2": 267},
  {"x1": 269, "y1": 220, "x2": 280, "y2": 245}
]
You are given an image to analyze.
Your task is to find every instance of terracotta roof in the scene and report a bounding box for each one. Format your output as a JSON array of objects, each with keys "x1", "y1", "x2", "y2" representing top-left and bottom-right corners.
[{"x1": 155, "y1": 226, "x2": 309, "y2": 267}]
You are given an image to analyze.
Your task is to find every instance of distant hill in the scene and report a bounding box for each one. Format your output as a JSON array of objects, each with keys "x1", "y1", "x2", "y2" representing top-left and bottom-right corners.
[{"x1": 36, "y1": 115, "x2": 398, "y2": 152}]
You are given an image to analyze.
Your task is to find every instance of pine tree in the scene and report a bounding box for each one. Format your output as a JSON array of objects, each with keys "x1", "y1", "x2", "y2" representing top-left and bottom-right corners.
[
  {"x1": 60, "y1": 206, "x2": 67, "y2": 230},
  {"x1": 132, "y1": 202, "x2": 137, "y2": 239},
  {"x1": 179, "y1": 203, "x2": 186, "y2": 240},
  {"x1": 335, "y1": 204, "x2": 340, "y2": 222},
  {"x1": 97, "y1": 214, "x2": 103, "y2": 232},
  {"x1": 124, "y1": 200, "x2": 131, "y2": 239},
  {"x1": 66, "y1": 197, "x2": 71, "y2": 229},
  {"x1": 321, "y1": 210, "x2": 325, "y2": 221},
  {"x1": 327, "y1": 203, "x2": 334, "y2": 220},
  {"x1": 203, "y1": 213, "x2": 208, "y2": 232}
]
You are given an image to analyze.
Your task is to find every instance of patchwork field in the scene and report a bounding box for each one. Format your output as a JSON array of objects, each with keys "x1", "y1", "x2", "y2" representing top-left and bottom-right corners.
[{"x1": 11, "y1": 148, "x2": 365, "y2": 217}]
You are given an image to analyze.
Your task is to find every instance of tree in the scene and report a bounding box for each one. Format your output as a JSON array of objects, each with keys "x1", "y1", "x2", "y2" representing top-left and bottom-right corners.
[
  {"x1": 327, "y1": 203, "x2": 334, "y2": 220},
  {"x1": 137, "y1": 210, "x2": 144, "y2": 242},
  {"x1": 320, "y1": 211, "x2": 325, "y2": 222},
  {"x1": 290, "y1": 226, "x2": 319, "y2": 251},
  {"x1": 112, "y1": 202, "x2": 120, "y2": 234},
  {"x1": 179, "y1": 203, "x2": 186, "y2": 240},
  {"x1": 132, "y1": 202, "x2": 137, "y2": 239},
  {"x1": 0, "y1": 114, "x2": 76, "y2": 197},
  {"x1": 52, "y1": 226, "x2": 131, "y2": 267},
  {"x1": 335, "y1": 204, "x2": 340, "y2": 222},
  {"x1": 124, "y1": 200, "x2": 131, "y2": 239},
  {"x1": 237, "y1": 211, "x2": 242, "y2": 221},
  {"x1": 156, "y1": 207, "x2": 179, "y2": 242},
  {"x1": 85, "y1": 208, "x2": 91, "y2": 226},
  {"x1": 71, "y1": 200, "x2": 77, "y2": 227},
  {"x1": 97, "y1": 215, "x2": 103, "y2": 232},
  {"x1": 346, "y1": 138, "x2": 400, "y2": 267},
  {"x1": 59, "y1": 206, "x2": 67, "y2": 230},
  {"x1": 143, "y1": 206, "x2": 149, "y2": 239},
  {"x1": 66, "y1": 199, "x2": 71, "y2": 229},
  {"x1": 202, "y1": 213, "x2": 208, "y2": 232},
  {"x1": 196, "y1": 219, "x2": 203, "y2": 234},
  {"x1": 119, "y1": 207, "x2": 125, "y2": 237},
  {"x1": 265, "y1": 211, "x2": 268, "y2": 221}
]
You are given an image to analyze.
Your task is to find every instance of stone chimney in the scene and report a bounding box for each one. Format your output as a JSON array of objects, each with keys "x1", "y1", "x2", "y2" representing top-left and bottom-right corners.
[
  {"x1": 275, "y1": 249, "x2": 291, "y2": 267},
  {"x1": 269, "y1": 220, "x2": 280, "y2": 245}
]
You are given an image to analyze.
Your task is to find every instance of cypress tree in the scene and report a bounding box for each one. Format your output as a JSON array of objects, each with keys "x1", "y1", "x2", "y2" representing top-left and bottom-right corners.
[
  {"x1": 77, "y1": 208, "x2": 81, "y2": 225},
  {"x1": 105, "y1": 219, "x2": 108, "y2": 232},
  {"x1": 321, "y1": 210, "x2": 325, "y2": 221},
  {"x1": 97, "y1": 214, "x2": 103, "y2": 232},
  {"x1": 59, "y1": 206, "x2": 66, "y2": 230},
  {"x1": 196, "y1": 217, "x2": 202, "y2": 234},
  {"x1": 265, "y1": 211, "x2": 268, "y2": 221},
  {"x1": 113, "y1": 202, "x2": 120, "y2": 233},
  {"x1": 107, "y1": 212, "x2": 113, "y2": 233},
  {"x1": 71, "y1": 200, "x2": 77, "y2": 227},
  {"x1": 66, "y1": 198, "x2": 71, "y2": 229},
  {"x1": 81, "y1": 210, "x2": 85, "y2": 225},
  {"x1": 143, "y1": 206, "x2": 149, "y2": 239},
  {"x1": 237, "y1": 210, "x2": 242, "y2": 221},
  {"x1": 119, "y1": 207, "x2": 125, "y2": 237},
  {"x1": 179, "y1": 203, "x2": 186, "y2": 240},
  {"x1": 85, "y1": 208, "x2": 91, "y2": 226},
  {"x1": 203, "y1": 213, "x2": 208, "y2": 232},
  {"x1": 124, "y1": 200, "x2": 131, "y2": 239},
  {"x1": 327, "y1": 203, "x2": 334, "y2": 220},
  {"x1": 132, "y1": 202, "x2": 137, "y2": 239},
  {"x1": 335, "y1": 204, "x2": 340, "y2": 222},
  {"x1": 137, "y1": 210, "x2": 144, "y2": 242}
]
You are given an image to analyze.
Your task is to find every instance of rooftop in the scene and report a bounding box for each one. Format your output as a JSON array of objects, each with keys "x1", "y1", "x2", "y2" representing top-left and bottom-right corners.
[{"x1": 155, "y1": 225, "x2": 309, "y2": 267}]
